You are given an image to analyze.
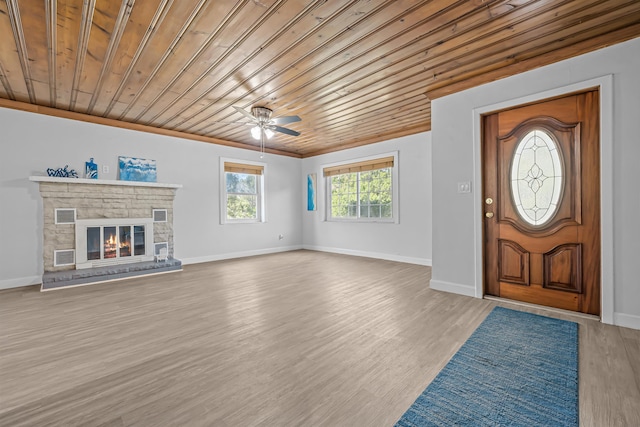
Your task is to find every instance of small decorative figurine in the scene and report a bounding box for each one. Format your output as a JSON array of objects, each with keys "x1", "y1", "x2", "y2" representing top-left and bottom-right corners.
[
  {"x1": 46, "y1": 165, "x2": 79, "y2": 178},
  {"x1": 85, "y1": 158, "x2": 98, "y2": 179}
]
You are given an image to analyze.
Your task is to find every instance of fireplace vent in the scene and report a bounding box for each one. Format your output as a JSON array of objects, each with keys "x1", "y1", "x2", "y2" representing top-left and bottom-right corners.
[
  {"x1": 54, "y1": 249, "x2": 75, "y2": 266},
  {"x1": 153, "y1": 209, "x2": 167, "y2": 223},
  {"x1": 55, "y1": 208, "x2": 76, "y2": 224}
]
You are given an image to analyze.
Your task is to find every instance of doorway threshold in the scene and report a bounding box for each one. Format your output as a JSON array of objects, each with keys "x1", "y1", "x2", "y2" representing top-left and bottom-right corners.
[{"x1": 484, "y1": 295, "x2": 600, "y2": 322}]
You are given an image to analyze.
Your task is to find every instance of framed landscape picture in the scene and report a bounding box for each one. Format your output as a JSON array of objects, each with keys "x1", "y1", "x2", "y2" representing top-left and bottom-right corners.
[{"x1": 119, "y1": 156, "x2": 157, "y2": 182}]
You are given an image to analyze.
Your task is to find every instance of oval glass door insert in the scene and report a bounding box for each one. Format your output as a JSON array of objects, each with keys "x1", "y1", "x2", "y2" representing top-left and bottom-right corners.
[{"x1": 510, "y1": 129, "x2": 563, "y2": 226}]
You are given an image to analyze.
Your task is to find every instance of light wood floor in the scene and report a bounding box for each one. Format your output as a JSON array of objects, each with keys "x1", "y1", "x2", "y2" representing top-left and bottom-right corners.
[{"x1": 1, "y1": 250, "x2": 639, "y2": 426}]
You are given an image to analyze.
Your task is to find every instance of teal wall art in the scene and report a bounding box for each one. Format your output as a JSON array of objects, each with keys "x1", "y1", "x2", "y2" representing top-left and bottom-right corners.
[{"x1": 307, "y1": 173, "x2": 317, "y2": 211}]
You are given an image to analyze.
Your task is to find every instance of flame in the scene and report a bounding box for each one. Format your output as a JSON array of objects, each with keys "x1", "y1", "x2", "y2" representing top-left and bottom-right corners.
[
  {"x1": 96, "y1": 227, "x2": 139, "y2": 259},
  {"x1": 104, "y1": 232, "x2": 117, "y2": 257}
]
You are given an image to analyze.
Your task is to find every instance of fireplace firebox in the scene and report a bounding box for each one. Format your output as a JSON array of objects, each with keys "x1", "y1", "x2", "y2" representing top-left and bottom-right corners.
[{"x1": 76, "y1": 218, "x2": 154, "y2": 269}]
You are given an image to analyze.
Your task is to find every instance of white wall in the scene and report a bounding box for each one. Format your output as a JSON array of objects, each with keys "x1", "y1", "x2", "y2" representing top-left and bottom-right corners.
[
  {"x1": 0, "y1": 108, "x2": 302, "y2": 288},
  {"x1": 431, "y1": 37, "x2": 640, "y2": 329},
  {"x1": 301, "y1": 133, "x2": 432, "y2": 265}
]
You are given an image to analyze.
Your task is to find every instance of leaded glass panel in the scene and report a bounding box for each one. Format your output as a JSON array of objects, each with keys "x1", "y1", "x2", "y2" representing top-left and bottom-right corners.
[{"x1": 510, "y1": 129, "x2": 563, "y2": 226}]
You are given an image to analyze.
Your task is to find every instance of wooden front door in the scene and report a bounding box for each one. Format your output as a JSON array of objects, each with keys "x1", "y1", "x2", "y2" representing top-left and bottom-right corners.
[{"x1": 482, "y1": 91, "x2": 600, "y2": 315}]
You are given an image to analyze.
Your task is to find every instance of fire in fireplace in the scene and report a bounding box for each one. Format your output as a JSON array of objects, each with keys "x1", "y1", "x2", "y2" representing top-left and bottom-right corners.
[
  {"x1": 86, "y1": 225, "x2": 146, "y2": 261},
  {"x1": 75, "y1": 218, "x2": 154, "y2": 269}
]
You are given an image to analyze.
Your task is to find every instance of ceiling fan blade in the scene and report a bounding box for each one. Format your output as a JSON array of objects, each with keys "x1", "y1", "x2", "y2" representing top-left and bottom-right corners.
[
  {"x1": 270, "y1": 125, "x2": 300, "y2": 137},
  {"x1": 270, "y1": 115, "x2": 301, "y2": 125},
  {"x1": 233, "y1": 106, "x2": 258, "y2": 122}
]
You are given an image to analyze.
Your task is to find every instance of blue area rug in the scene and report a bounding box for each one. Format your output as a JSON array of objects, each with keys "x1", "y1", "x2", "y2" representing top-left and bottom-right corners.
[{"x1": 395, "y1": 306, "x2": 579, "y2": 427}]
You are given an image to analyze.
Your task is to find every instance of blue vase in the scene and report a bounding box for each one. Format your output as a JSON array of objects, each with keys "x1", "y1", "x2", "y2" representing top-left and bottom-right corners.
[{"x1": 85, "y1": 158, "x2": 98, "y2": 179}]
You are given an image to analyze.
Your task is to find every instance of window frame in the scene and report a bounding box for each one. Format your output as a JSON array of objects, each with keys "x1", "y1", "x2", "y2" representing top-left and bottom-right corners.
[
  {"x1": 220, "y1": 158, "x2": 266, "y2": 224},
  {"x1": 322, "y1": 151, "x2": 399, "y2": 223}
]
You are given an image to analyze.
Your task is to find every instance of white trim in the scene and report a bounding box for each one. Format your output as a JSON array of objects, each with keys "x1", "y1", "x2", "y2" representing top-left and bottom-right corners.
[
  {"x1": 303, "y1": 245, "x2": 431, "y2": 266},
  {"x1": 471, "y1": 75, "x2": 614, "y2": 323},
  {"x1": 325, "y1": 217, "x2": 395, "y2": 224},
  {"x1": 219, "y1": 157, "x2": 267, "y2": 224},
  {"x1": 182, "y1": 245, "x2": 303, "y2": 265},
  {"x1": 613, "y1": 313, "x2": 640, "y2": 330},
  {"x1": 29, "y1": 176, "x2": 182, "y2": 188},
  {"x1": 0, "y1": 275, "x2": 42, "y2": 290},
  {"x1": 430, "y1": 279, "x2": 476, "y2": 297},
  {"x1": 322, "y1": 151, "x2": 399, "y2": 224}
]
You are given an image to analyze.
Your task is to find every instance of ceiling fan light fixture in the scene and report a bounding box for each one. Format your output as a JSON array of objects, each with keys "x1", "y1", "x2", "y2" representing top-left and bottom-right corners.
[
  {"x1": 251, "y1": 126, "x2": 274, "y2": 140},
  {"x1": 251, "y1": 126, "x2": 261, "y2": 140}
]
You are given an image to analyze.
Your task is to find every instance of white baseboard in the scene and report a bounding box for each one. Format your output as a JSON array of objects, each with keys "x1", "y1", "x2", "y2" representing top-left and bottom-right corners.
[
  {"x1": 613, "y1": 312, "x2": 640, "y2": 330},
  {"x1": 0, "y1": 275, "x2": 42, "y2": 290},
  {"x1": 302, "y1": 245, "x2": 431, "y2": 266},
  {"x1": 429, "y1": 279, "x2": 476, "y2": 297},
  {"x1": 1, "y1": 246, "x2": 426, "y2": 289},
  {"x1": 181, "y1": 245, "x2": 304, "y2": 265}
]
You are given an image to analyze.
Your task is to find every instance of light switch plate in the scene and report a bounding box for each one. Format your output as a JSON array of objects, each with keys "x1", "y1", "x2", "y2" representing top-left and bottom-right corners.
[{"x1": 457, "y1": 181, "x2": 471, "y2": 193}]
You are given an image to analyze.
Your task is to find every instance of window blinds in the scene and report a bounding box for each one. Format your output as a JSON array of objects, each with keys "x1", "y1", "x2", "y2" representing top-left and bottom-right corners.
[
  {"x1": 224, "y1": 162, "x2": 264, "y2": 175},
  {"x1": 322, "y1": 156, "x2": 394, "y2": 177}
]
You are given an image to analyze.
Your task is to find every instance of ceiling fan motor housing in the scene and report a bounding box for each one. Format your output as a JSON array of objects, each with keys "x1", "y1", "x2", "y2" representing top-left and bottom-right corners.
[{"x1": 251, "y1": 107, "x2": 273, "y2": 123}]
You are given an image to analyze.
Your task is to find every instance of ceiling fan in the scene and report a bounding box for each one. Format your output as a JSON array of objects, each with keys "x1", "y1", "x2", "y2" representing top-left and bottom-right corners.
[{"x1": 231, "y1": 106, "x2": 301, "y2": 156}]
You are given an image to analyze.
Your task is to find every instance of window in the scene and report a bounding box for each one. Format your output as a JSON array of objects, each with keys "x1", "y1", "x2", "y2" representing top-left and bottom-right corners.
[
  {"x1": 324, "y1": 154, "x2": 397, "y2": 222},
  {"x1": 221, "y1": 160, "x2": 265, "y2": 223}
]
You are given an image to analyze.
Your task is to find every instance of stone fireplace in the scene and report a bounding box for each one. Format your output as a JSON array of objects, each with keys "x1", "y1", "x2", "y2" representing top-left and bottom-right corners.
[{"x1": 30, "y1": 176, "x2": 182, "y2": 290}]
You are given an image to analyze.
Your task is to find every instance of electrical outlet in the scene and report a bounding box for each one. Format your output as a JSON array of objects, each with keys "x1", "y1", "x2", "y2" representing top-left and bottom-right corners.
[{"x1": 102, "y1": 165, "x2": 110, "y2": 174}]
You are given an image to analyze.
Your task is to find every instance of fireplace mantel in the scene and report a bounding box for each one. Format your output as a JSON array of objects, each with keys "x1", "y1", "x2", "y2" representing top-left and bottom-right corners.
[{"x1": 29, "y1": 176, "x2": 182, "y2": 189}]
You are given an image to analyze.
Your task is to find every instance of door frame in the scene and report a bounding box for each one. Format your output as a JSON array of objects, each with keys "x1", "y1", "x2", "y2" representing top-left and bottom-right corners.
[{"x1": 471, "y1": 75, "x2": 614, "y2": 324}]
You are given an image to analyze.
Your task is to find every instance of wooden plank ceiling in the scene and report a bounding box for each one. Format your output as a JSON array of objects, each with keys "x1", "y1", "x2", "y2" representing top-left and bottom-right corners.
[{"x1": 0, "y1": 0, "x2": 639, "y2": 157}]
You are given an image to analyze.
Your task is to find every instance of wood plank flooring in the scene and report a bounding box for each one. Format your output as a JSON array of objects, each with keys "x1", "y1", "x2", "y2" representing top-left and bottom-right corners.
[{"x1": 1, "y1": 250, "x2": 639, "y2": 426}]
